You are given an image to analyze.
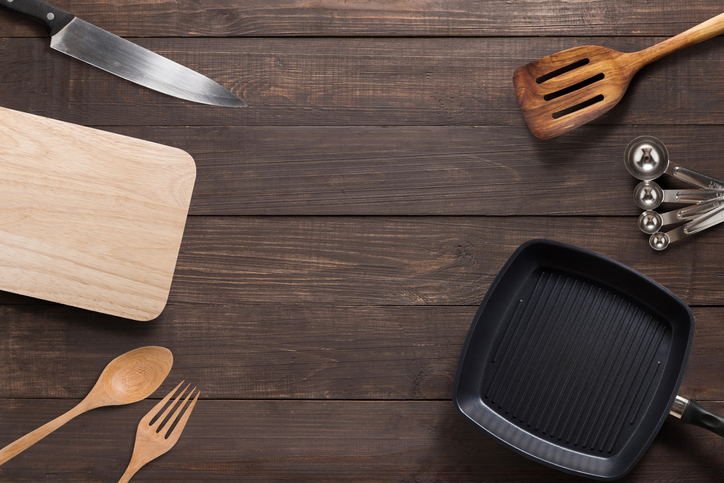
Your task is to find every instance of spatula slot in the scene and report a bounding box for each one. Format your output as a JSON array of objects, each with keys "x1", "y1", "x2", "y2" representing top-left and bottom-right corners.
[
  {"x1": 536, "y1": 58, "x2": 590, "y2": 84},
  {"x1": 544, "y1": 73, "x2": 605, "y2": 101},
  {"x1": 552, "y1": 95, "x2": 604, "y2": 119}
]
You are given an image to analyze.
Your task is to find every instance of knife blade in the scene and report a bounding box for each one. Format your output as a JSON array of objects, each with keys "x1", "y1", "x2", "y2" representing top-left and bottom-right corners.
[{"x1": 1, "y1": 0, "x2": 247, "y2": 107}]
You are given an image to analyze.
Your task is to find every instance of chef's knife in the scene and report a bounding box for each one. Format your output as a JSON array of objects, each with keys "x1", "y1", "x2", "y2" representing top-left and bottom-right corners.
[{"x1": 1, "y1": 0, "x2": 247, "y2": 107}]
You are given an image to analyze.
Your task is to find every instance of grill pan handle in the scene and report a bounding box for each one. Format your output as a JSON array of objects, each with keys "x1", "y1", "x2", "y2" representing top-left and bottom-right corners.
[{"x1": 670, "y1": 395, "x2": 724, "y2": 437}]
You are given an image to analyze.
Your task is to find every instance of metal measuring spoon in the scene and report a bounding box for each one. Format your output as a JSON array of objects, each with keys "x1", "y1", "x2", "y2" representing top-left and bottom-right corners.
[
  {"x1": 649, "y1": 203, "x2": 724, "y2": 250},
  {"x1": 638, "y1": 197, "x2": 724, "y2": 234},
  {"x1": 633, "y1": 180, "x2": 724, "y2": 210},
  {"x1": 625, "y1": 136, "x2": 724, "y2": 189}
]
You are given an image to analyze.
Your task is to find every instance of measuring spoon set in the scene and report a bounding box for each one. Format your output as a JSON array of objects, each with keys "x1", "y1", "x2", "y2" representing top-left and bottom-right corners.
[{"x1": 624, "y1": 136, "x2": 724, "y2": 250}]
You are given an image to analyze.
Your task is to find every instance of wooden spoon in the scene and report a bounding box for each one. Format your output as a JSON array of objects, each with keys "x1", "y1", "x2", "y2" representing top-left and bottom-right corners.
[
  {"x1": 0, "y1": 346, "x2": 173, "y2": 465},
  {"x1": 513, "y1": 12, "x2": 724, "y2": 139}
]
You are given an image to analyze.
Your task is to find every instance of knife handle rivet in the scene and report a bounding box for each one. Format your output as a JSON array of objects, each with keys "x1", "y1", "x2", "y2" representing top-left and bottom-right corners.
[{"x1": 46, "y1": 12, "x2": 55, "y2": 20}]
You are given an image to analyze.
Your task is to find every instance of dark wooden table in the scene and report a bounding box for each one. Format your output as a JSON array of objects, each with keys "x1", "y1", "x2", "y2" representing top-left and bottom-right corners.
[{"x1": 1, "y1": 1, "x2": 723, "y2": 481}]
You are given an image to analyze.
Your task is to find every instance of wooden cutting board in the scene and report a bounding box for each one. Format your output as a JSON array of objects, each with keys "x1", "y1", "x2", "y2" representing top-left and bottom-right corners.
[{"x1": 0, "y1": 107, "x2": 196, "y2": 321}]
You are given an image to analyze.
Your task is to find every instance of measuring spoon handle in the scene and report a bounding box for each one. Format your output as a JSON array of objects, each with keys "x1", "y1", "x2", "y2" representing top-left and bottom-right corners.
[
  {"x1": 673, "y1": 166, "x2": 724, "y2": 190},
  {"x1": 663, "y1": 190, "x2": 724, "y2": 203},
  {"x1": 677, "y1": 197, "x2": 724, "y2": 220},
  {"x1": 650, "y1": 203, "x2": 724, "y2": 250}
]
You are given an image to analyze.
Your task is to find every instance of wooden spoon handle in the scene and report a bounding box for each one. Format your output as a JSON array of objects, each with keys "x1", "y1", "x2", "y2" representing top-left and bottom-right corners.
[
  {"x1": 0, "y1": 402, "x2": 87, "y2": 465},
  {"x1": 636, "y1": 12, "x2": 724, "y2": 66}
]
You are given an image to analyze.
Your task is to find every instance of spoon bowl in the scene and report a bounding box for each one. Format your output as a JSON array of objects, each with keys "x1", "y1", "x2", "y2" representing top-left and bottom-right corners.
[
  {"x1": 625, "y1": 136, "x2": 669, "y2": 181},
  {"x1": 634, "y1": 181, "x2": 664, "y2": 210},
  {"x1": 650, "y1": 232, "x2": 671, "y2": 251},
  {"x1": 638, "y1": 211, "x2": 663, "y2": 234},
  {"x1": 94, "y1": 346, "x2": 173, "y2": 406}
]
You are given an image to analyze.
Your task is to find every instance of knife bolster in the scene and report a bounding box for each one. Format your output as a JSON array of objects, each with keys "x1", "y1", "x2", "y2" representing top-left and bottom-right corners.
[{"x1": 1, "y1": 0, "x2": 74, "y2": 35}]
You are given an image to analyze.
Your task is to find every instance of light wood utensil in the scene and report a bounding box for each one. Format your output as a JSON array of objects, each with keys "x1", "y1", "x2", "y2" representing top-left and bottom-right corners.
[
  {"x1": 513, "y1": 12, "x2": 724, "y2": 139},
  {"x1": 118, "y1": 381, "x2": 200, "y2": 483},
  {"x1": 0, "y1": 346, "x2": 173, "y2": 466},
  {"x1": 0, "y1": 107, "x2": 196, "y2": 320}
]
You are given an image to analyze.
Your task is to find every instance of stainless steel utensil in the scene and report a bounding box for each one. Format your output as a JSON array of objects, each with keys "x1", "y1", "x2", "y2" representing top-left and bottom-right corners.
[
  {"x1": 633, "y1": 181, "x2": 724, "y2": 210},
  {"x1": 649, "y1": 203, "x2": 724, "y2": 250},
  {"x1": 0, "y1": 0, "x2": 246, "y2": 107},
  {"x1": 625, "y1": 136, "x2": 724, "y2": 249},
  {"x1": 637, "y1": 198, "x2": 724, "y2": 234},
  {"x1": 625, "y1": 136, "x2": 724, "y2": 189}
]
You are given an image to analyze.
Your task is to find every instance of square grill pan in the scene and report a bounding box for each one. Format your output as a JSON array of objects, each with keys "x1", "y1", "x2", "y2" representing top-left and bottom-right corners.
[{"x1": 453, "y1": 239, "x2": 693, "y2": 480}]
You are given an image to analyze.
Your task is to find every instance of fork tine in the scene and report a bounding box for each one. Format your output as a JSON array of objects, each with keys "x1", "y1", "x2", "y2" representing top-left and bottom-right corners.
[
  {"x1": 139, "y1": 380, "x2": 184, "y2": 426},
  {"x1": 150, "y1": 384, "x2": 190, "y2": 432},
  {"x1": 162, "y1": 387, "x2": 194, "y2": 438},
  {"x1": 165, "y1": 390, "x2": 200, "y2": 443}
]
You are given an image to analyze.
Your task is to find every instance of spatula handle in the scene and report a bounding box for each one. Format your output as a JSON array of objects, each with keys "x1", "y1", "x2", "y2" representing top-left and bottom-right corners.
[
  {"x1": 0, "y1": 401, "x2": 87, "y2": 465},
  {"x1": 0, "y1": 0, "x2": 74, "y2": 35},
  {"x1": 637, "y1": 12, "x2": 724, "y2": 66}
]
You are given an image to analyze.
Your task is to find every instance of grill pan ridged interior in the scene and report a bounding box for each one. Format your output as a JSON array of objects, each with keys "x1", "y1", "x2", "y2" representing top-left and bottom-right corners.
[
  {"x1": 453, "y1": 240, "x2": 693, "y2": 480},
  {"x1": 483, "y1": 269, "x2": 670, "y2": 455}
]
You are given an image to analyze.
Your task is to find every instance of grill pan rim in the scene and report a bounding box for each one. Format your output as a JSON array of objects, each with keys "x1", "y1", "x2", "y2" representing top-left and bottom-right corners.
[{"x1": 453, "y1": 239, "x2": 694, "y2": 481}]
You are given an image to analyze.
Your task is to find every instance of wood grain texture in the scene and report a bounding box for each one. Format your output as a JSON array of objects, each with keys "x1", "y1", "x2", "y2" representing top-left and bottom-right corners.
[
  {"x1": 0, "y1": 399, "x2": 722, "y2": 482},
  {"x1": 514, "y1": 13, "x2": 724, "y2": 139},
  {"x1": 117, "y1": 382, "x2": 200, "y2": 483},
  {"x1": 515, "y1": 46, "x2": 635, "y2": 139},
  {"x1": 0, "y1": 1, "x2": 721, "y2": 38},
  {"x1": 3, "y1": 214, "x2": 721, "y2": 305},
  {"x1": 97, "y1": 125, "x2": 724, "y2": 216},
  {"x1": 0, "y1": 304, "x2": 721, "y2": 402},
  {"x1": 0, "y1": 347, "x2": 172, "y2": 466},
  {"x1": 1, "y1": 37, "x2": 724, "y2": 127},
  {"x1": 167, "y1": 216, "x2": 724, "y2": 307},
  {"x1": 0, "y1": 107, "x2": 195, "y2": 320},
  {"x1": 2, "y1": 0, "x2": 724, "y2": 481}
]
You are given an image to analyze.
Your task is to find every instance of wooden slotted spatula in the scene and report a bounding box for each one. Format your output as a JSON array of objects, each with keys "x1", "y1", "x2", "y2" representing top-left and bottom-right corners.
[{"x1": 513, "y1": 12, "x2": 724, "y2": 139}]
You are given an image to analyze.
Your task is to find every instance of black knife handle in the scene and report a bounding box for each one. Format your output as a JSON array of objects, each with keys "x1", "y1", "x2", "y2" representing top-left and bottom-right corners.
[{"x1": 0, "y1": 0, "x2": 74, "y2": 35}]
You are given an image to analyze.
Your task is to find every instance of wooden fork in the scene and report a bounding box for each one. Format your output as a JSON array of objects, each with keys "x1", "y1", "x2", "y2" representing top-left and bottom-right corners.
[{"x1": 118, "y1": 381, "x2": 200, "y2": 483}]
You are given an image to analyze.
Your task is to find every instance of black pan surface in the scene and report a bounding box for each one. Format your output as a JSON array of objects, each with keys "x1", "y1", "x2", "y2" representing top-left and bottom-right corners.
[{"x1": 453, "y1": 239, "x2": 693, "y2": 480}]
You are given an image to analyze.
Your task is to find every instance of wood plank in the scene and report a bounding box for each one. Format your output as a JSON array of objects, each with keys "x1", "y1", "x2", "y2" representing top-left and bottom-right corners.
[
  {"x1": 3, "y1": 216, "x2": 724, "y2": 305},
  {"x1": 0, "y1": 399, "x2": 721, "y2": 482},
  {"x1": 0, "y1": 304, "x2": 721, "y2": 401},
  {"x1": 168, "y1": 216, "x2": 724, "y2": 307},
  {"x1": 1, "y1": 37, "x2": 723, "y2": 127},
  {"x1": 0, "y1": 304, "x2": 469, "y2": 400},
  {"x1": 95, "y1": 124, "x2": 724, "y2": 217},
  {"x1": 1, "y1": 1, "x2": 720, "y2": 38}
]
